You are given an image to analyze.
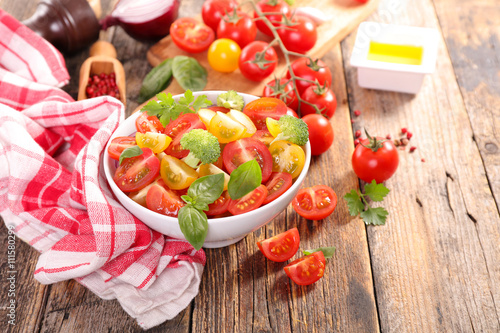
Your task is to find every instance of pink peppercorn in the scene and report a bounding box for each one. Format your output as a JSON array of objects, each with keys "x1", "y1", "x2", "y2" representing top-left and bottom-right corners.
[
  {"x1": 410, "y1": 146, "x2": 417, "y2": 153},
  {"x1": 401, "y1": 128, "x2": 408, "y2": 134},
  {"x1": 354, "y1": 110, "x2": 361, "y2": 117},
  {"x1": 355, "y1": 130, "x2": 361, "y2": 138},
  {"x1": 407, "y1": 132, "x2": 413, "y2": 140}
]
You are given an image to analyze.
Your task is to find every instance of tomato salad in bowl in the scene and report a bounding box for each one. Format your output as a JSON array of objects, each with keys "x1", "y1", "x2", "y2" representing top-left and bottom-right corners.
[{"x1": 103, "y1": 90, "x2": 311, "y2": 249}]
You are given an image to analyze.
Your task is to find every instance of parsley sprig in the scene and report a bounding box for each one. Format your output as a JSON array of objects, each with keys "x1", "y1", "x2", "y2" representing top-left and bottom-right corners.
[
  {"x1": 344, "y1": 181, "x2": 390, "y2": 225},
  {"x1": 140, "y1": 90, "x2": 211, "y2": 127}
]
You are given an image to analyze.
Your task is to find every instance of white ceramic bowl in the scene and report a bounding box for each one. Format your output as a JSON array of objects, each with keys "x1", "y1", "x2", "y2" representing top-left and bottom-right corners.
[{"x1": 103, "y1": 91, "x2": 311, "y2": 248}]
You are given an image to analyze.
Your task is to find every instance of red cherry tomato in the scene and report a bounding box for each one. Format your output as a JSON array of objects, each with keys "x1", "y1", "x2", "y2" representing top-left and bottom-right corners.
[
  {"x1": 277, "y1": 15, "x2": 317, "y2": 54},
  {"x1": 108, "y1": 136, "x2": 137, "y2": 161},
  {"x1": 242, "y1": 97, "x2": 287, "y2": 130},
  {"x1": 164, "y1": 113, "x2": 206, "y2": 159},
  {"x1": 222, "y1": 138, "x2": 273, "y2": 182},
  {"x1": 257, "y1": 227, "x2": 300, "y2": 262},
  {"x1": 287, "y1": 57, "x2": 332, "y2": 95},
  {"x1": 228, "y1": 184, "x2": 268, "y2": 215},
  {"x1": 202, "y1": 0, "x2": 238, "y2": 32},
  {"x1": 300, "y1": 86, "x2": 337, "y2": 118},
  {"x1": 254, "y1": 0, "x2": 291, "y2": 36},
  {"x1": 284, "y1": 251, "x2": 326, "y2": 285},
  {"x1": 292, "y1": 185, "x2": 337, "y2": 220},
  {"x1": 217, "y1": 11, "x2": 257, "y2": 48},
  {"x1": 113, "y1": 147, "x2": 160, "y2": 193},
  {"x1": 301, "y1": 114, "x2": 334, "y2": 155},
  {"x1": 352, "y1": 136, "x2": 399, "y2": 183},
  {"x1": 355, "y1": 0, "x2": 369, "y2": 3},
  {"x1": 206, "y1": 191, "x2": 231, "y2": 216},
  {"x1": 146, "y1": 179, "x2": 185, "y2": 217},
  {"x1": 239, "y1": 41, "x2": 278, "y2": 82},
  {"x1": 170, "y1": 17, "x2": 215, "y2": 53},
  {"x1": 251, "y1": 129, "x2": 274, "y2": 147},
  {"x1": 263, "y1": 172, "x2": 293, "y2": 204},
  {"x1": 262, "y1": 78, "x2": 299, "y2": 111},
  {"x1": 286, "y1": 107, "x2": 299, "y2": 118},
  {"x1": 135, "y1": 113, "x2": 165, "y2": 133}
]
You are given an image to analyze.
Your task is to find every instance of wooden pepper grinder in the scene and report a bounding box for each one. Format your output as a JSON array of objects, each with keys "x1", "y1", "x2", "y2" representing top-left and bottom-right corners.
[{"x1": 78, "y1": 41, "x2": 127, "y2": 107}]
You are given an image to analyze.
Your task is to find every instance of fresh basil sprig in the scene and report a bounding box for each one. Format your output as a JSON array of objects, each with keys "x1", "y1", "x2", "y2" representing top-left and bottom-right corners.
[
  {"x1": 119, "y1": 146, "x2": 142, "y2": 165},
  {"x1": 179, "y1": 173, "x2": 225, "y2": 250},
  {"x1": 303, "y1": 246, "x2": 336, "y2": 259},
  {"x1": 227, "y1": 159, "x2": 262, "y2": 200}
]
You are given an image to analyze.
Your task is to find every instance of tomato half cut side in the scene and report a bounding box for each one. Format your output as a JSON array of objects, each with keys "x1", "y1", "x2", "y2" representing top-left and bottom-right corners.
[
  {"x1": 222, "y1": 138, "x2": 273, "y2": 182},
  {"x1": 284, "y1": 251, "x2": 326, "y2": 286},
  {"x1": 108, "y1": 136, "x2": 137, "y2": 161},
  {"x1": 228, "y1": 184, "x2": 268, "y2": 215},
  {"x1": 170, "y1": 17, "x2": 215, "y2": 53},
  {"x1": 164, "y1": 113, "x2": 206, "y2": 159},
  {"x1": 113, "y1": 147, "x2": 160, "y2": 192},
  {"x1": 292, "y1": 185, "x2": 337, "y2": 220},
  {"x1": 243, "y1": 97, "x2": 287, "y2": 130},
  {"x1": 263, "y1": 172, "x2": 293, "y2": 205},
  {"x1": 257, "y1": 227, "x2": 300, "y2": 262},
  {"x1": 135, "y1": 112, "x2": 165, "y2": 133},
  {"x1": 206, "y1": 191, "x2": 231, "y2": 216},
  {"x1": 146, "y1": 179, "x2": 185, "y2": 217}
]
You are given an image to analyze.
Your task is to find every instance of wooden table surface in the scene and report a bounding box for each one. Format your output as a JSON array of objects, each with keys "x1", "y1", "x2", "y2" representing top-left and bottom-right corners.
[{"x1": 1, "y1": 0, "x2": 499, "y2": 332}]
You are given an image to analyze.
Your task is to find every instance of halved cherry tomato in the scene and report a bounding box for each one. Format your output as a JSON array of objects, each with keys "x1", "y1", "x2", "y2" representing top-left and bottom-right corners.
[
  {"x1": 135, "y1": 132, "x2": 172, "y2": 154},
  {"x1": 242, "y1": 97, "x2": 287, "y2": 130},
  {"x1": 196, "y1": 163, "x2": 230, "y2": 191},
  {"x1": 209, "y1": 111, "x2": 247, "y2": 143},
  {"x1": 228, "y1": 184, "x2": 268, "y2": 215},
  {"x1": 268, "y1": 141, "x2": 306, "y2": 179},
  {"x1": 198, "y1": 108, "x2": 216, "y2": 127},
  {"x1": 292, "y1": 185, "x2": 337, "y2": 220},
  {"x1": 223, "y1": 138, "x2": 273, "y2": 182},
  {"x1": 263, "y1": 172, "x2": 293, "y2": 204},
  {"x1": 251, "y1": 129, "x2": 274, "y2": 147},
  {"x1": 227, "y1": 109, "x2": 257, "y2": 137},
  {"x1": 146, "y1": 179, "x2": 185, "y2": 217},
  {"x1": 160, "y1": 155, "x2": 198, "y2": 190},
  {"x1": 128, "y1": 177, "x2": 161, "y2": 207},
  {"x1": 164, "y1": 113, "x2": 206, "y2": 159},
  {"x1": 113, "y1": 147, "x2": 160, "y2": 192},
  {"x1": 208, "y1": 106, "x2": 231, "y2": 113},
  {"x1": 170, "y1": 17, "x2": 215, "y2": 53},
  {"x1": 108, "y1": 136, "x2": 137, "y2": 161},
  {"x1": 263, "y1": 78, "x2": 299, "y2": 111},
  {"x1": 206, "y1": 191, "x2": 231, "y2": 216},
  {"x1": 257, "y1": 227, "x2": 300, "y2": 262},
  {"x1": 284, "y1": 251, "x2": 326, "y2": 285},
  {"x1": 135, "y1": 113, "x2": 165, "y2": 133}
]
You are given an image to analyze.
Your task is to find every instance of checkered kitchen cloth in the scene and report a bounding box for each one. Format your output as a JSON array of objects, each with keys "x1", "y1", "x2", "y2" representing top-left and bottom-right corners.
[{"x1": 0, "y1": 10, "x2": 205, "y2": 329}]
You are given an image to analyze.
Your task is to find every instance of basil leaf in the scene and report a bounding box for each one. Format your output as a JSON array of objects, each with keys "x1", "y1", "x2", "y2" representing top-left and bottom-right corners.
[
  {"x1": 188, "y1": 174, "x2": 225, "y2": 205},
  {"x1": 228, "y1": 159, "x2": 262, "y2": 200},
  {"x1": 178, "y1": 205, "x2": 208, "y2": 250},
  {"x1": 138, "y1": 59, "x2": 173, "y2": 103},
  {"x1": 303, "y1": 246, "x2": 336, "y2": 259},
  {"x1": 172, "y1": 56, "x2": 207, "y2": 91},
  {"x1": 119, "y1": 146, "x2": 143, "y2": 165},
  {"x1": 194, "y1": 202, "x2": 209, "y2": 212}
]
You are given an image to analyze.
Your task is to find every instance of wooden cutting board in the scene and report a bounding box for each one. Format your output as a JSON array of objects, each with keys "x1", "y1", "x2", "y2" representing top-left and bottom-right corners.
[{"x1": 146, "y1": 0, "x2": 379, "y2": 97}]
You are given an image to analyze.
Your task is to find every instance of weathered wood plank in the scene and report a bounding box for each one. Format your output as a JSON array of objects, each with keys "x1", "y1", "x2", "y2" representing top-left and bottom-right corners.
[{"x1": 341, "y1": 0, "x2": 500, "y2": 331}]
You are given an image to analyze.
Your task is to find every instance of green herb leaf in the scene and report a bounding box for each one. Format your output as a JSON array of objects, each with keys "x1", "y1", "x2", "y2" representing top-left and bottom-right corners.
[
  {"x1": 303, "y1": 246, "x2": 336, "y2": 259},
  {"x1": 360, "y1": 207, "x2": 389, "y2": 226},
  {"x1": 141, "y1": 99, "x2": 166, "y2": 117},
  {"x1": 138, "y1": 59, "x2": 173, "y2": 103},
  {"x1": 191, "y1": 95, "x2": 212, "y2": 112},
  {"x1": 228, "y1": 159, "x2": 262, "y2": 200},
  {"x1": 178, "y1": 205, "x2": 208, "y2": 250},
  {"x1": 194, "y1": 202, "x2": 209, "y2": 212},
  {"x1": 364, "y1": 180, "x2": 390, "y2": 202},
  {"x1": 119, "y1": 146, "x2": 143, "y2": 165},
  {"x1": 181, "y1": 195, "x2": 194, "y2": 205},
  {"x1": 343, "y1": 190, "x2": 364, "y2": 216},
  {"x1": 172, "y1": 56, "x2": 207, "y2": 91},
  {"x1": 188, "y1": 173, "x2": 225, "y2": 206}
]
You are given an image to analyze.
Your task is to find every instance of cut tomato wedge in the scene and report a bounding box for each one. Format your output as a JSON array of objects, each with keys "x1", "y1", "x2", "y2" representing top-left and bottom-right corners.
[
  {"x1": 108, "y1": 136, "x2": 137, "y2": 161},
  {"x1": 136, "y1": 132, "x2": 172, "y2": 154},
  {"x1": 146, "y1": 179, "x2": 185, "y2": 217},
  {"x1": 170, "y1": 17, "x2": 215, "y2": 53},
  {"x1": 228, "y1": 184, "x2": 268, "y2": 215},
  {"x1": 209, "y1": 111, "x2": 247, "y2": 143},
  {"x1": 222, "y1": 138, "x2": 273, "y2": 182},
  {"x1": 284, "y1": 251, "x2": 326, "y2": 286},
  {"x1": 113, "y1": 147, "x2": 160, "y2": 192},
  {"x1": 263, "y1": 172, "x2": 293, "y2": 204},
  {"x1": 292, "y1": 185, "x2": 337, "y2": 220},
  {"x1": 160, "y1": 155, "x2": 198, "y2": 190},
  {"x1": 206, "y1": 191, "x2": 231, "y2": 216},
  {"x1": 164, "y1": 113, "x2": 206, "y2": 159},
  {"x1": 135, "y1": 113, "x2": 165, "y2": 133},
  {"x1": 257, "y1": 228, "x2": 300, "y2": 262}
]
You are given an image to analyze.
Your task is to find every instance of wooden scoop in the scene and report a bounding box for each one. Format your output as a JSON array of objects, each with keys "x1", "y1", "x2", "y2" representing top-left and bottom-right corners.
[{"x1": 78, "y1": 41, "x2": 126, "y2": 106}]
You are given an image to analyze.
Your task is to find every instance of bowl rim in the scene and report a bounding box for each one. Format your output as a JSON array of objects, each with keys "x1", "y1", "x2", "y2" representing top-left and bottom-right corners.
[{"x1": 103, "y1": 90, "x2": 311, "y2": 227}]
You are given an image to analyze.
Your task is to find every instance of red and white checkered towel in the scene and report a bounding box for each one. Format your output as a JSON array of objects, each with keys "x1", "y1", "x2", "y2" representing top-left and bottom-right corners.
[{"x1": 0, "y1": 10, "x2": 205, "y2": 329}]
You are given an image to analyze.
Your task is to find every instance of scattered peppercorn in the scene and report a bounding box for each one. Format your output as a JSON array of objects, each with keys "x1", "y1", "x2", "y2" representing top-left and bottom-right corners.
[
  {"x1": 354, "y1": 139, "x2": 360, "y2": 146},
  {"x1": 386, "y1": 134, "x2": 391, "y2": 140},
  {"x1": 407, "y1": 132, "x2": 413, "y2": 140},
  {"x1": 401, "y1": 138, "x2": 409, "y2": 146},
  {"x1": 354, "y1": 110, "x2": 361, "y2": 117},
  {"x1": 401, "y1": 128, "x2": 408, "y2": 134},
  {"x1": 409, "y1": 146, "x2": 417, "y2": 153},
  {"x1": 421, "y1": 158, "x2": 426, "y2": 162},
  {"x1": 86, "y1": 72, "x2": 120, "y2": 99},
  {"x1": 351, "y1": 119, "x2": 355, "y2": 124},
  {"x1": 355, "y1": 130, "x2": 361, "y2": 138}
]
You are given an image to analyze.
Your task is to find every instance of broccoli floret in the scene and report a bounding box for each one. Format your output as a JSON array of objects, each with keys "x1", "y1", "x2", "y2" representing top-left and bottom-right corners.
[
  {"x1": 272, "y1": 115, "x2": 309, "y2": 146},
  {"x1": 217, "y1": 90, "x2": 244, "y2": 111},
  {"x1": 180, "y1": 129, "x2": 221, "y2": 168}
]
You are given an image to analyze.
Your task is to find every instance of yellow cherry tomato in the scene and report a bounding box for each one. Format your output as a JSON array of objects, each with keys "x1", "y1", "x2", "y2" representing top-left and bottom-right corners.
[
  {"x1": 196, "y1": 163, "x2": 230, "y2": 191},
  {"x1": 160, "y1": 155, "x2": 198, "y2": 190},
  {"x1": 207, "y1": 38, "x2": 241, "y2": 73},
  {"x1": 268, "y1": 140, "x2": 305, "y2": 179},
  {"x1": 136, "y1": 132, "x2": 172, "y2": 154},
  {"x1": 227, "y1": 109, "x2": 257, "y2": 138},
  {"x1": 266, "y1": 117, "x2": 281, "y2": 138},
  {"x1": 209, "y1": 111, "x2": 247, "y2": 143},
  {"x1": 198, "y1": 108, "x2": 216, "y2": 127}
]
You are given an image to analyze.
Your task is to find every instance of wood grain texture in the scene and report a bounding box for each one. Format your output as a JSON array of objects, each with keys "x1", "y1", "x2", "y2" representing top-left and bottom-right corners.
[
  {"x1": 341, "y1": 0, "x2": 500, "y2": 331},
  {"x1": 147, "y1": 0, "x2": 380, "y2": 96}
]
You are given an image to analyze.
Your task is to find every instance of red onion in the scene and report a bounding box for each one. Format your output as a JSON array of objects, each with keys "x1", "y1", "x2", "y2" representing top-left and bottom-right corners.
[{"x1": 101, "y1": 0, "x2": 181, "y2": 41}]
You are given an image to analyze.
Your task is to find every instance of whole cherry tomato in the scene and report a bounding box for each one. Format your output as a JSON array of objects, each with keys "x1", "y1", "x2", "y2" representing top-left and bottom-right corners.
[
  {"x1": 254, "y1": 0, "x2": 291, "y2": 37},
  {"x1": 299, "y1": 85, "x2": 337, "y2": 118},
  {"x1": 217, "y1": 10, "x2": 257, "y2": 48},
  {"x1": 301, "y1": 114, "x2": 334, "y2": 155},
  {"x1": 287, "y1": 57, "x2": 332, "y2": 95},
  {"x1": 207, "y1": 38, "x2": 241, "y2": 73},
  {"x1": 262, "y1": 78, "x2": 299, "y2": 111},
  {"x1": 277, "y1": 15, "x2": 317, "y2": 54},
  {"x1": 352, "y1": 132, "x2": 399, "y2": 183},
  {"x1": 239, "y1": 41, "x2": 278, "y2": 82},
  {"x1": 202, "y1": 0, "x2": 238, "y2": 32}
]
